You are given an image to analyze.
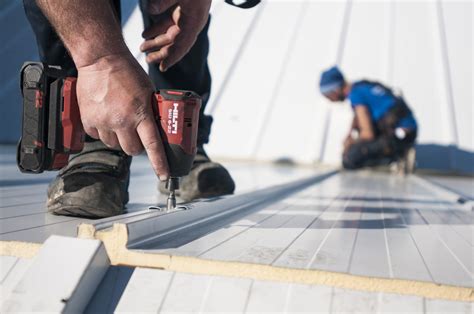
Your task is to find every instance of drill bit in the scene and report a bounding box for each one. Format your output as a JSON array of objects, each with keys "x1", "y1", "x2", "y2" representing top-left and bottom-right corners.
[
  {"x1": 167, "y1": 189, "x2": 176, "y2": 210},
  {"x1": 166, "y1": 177, "x2": 179, "y2": 211}
]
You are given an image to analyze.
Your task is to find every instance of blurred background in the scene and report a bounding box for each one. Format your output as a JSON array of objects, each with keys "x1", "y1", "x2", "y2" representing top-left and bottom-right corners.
[{"x1": 1, "y1": 0, "x2": 472, "y2": 174}]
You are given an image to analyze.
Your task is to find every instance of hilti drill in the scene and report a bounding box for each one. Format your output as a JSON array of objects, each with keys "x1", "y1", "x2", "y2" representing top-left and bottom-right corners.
[{"x1": 17, "y1": 62, "x2": 201, "y2": 211}]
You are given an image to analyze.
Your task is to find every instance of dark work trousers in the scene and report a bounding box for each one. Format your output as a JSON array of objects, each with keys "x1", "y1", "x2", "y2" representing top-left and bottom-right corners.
[
  {"x1": 22, "y1": 0, "x2": 213, "y2": 147},
  {"x1": 342, "y1": 131, "x2": 417, "y2": 170}
]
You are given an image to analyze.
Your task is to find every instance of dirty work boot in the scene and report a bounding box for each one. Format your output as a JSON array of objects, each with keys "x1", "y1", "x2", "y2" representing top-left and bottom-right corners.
[
  {"x1": 47, "y1": 141, "x2": 132, "y2": 218},
  {"x1": 159, "y1": 147, "x2": 235, "y2": 202}
]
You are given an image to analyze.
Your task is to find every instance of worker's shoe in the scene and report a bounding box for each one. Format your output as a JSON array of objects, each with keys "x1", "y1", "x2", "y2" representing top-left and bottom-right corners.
[
  {"x1": 47, "y1": 141, "x2": 132, "y2": 218},
  {"x1": 159, "y1": 147, "x2": 235, "y2": 201},
  {"x1": 394, "y1": 147, "x2": 416, "y2": 175}
]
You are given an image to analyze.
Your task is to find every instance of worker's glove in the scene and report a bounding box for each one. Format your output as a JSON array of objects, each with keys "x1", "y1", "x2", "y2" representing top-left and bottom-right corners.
[{"x1": 141, "y1": 0, "x2": 212, "y2": 72}]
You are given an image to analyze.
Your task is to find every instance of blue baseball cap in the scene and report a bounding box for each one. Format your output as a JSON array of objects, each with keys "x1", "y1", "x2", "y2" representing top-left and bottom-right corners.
[{"x1": 319, "y1": 66, "x2": 345, "y2": 94}]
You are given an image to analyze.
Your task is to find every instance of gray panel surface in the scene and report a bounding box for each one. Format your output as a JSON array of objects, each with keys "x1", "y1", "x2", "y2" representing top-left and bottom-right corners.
[
  {"x1": 88, "y1": 266, "x2": 472, "y2": 313},
  {"x1": 1, "y1": 146, "x2": 473, "y2": 312},
  {"x1": 1, "y1": 236, "x2": 109, "y2": 313},
  {"x1": 139, "y1": 171, "x2": 473, "y2": 288},
  {"x1": 0, "y1": 257, "x2": 32, "y2": 300},
  {"x1": 424, "y1": 175, "x2": 474, "y2": 200},
  {"x1": 0, "y1": 151, "x2": 324, "y2": 243}
]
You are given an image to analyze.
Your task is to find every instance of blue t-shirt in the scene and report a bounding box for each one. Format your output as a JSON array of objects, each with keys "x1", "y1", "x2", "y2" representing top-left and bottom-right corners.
[{"x1": 348, "y1": 81, "x2": 417, "y2": 129}]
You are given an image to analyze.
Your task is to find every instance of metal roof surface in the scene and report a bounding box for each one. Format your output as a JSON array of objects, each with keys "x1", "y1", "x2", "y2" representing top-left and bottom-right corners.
[
  {"x1": 1, "y1": 144, "x2": 473, "y2": 312},
  {"x1": 86, "y1": 266, "x2": 472, "y2": 314}
]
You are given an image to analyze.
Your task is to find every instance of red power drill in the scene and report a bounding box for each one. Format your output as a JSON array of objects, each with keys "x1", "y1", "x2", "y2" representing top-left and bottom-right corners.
[{"x1": 17, "y1": 62, "x2": 201, "y2": 210}]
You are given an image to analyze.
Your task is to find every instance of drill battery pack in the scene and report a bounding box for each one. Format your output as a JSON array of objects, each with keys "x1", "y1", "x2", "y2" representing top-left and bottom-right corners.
[{"x1": 17, "y1": 62, "x2": 84, "y2": 173}]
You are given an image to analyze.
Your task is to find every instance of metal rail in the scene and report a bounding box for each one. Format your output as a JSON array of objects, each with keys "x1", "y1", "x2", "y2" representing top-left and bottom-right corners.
[{"x1": 79, "y1": 170, "x2": 338, "y2": 249}]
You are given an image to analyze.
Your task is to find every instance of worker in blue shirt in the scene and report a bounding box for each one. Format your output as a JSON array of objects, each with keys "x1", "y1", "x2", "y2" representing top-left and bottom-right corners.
[{"x1": 319, "y1": 66, "x2": 418, "y2": 172}]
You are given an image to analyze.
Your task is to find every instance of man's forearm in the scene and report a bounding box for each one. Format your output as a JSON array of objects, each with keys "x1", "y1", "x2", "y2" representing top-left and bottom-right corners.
[{"x1": 36, "y1": 0, "x2": 130, "y2": 68}]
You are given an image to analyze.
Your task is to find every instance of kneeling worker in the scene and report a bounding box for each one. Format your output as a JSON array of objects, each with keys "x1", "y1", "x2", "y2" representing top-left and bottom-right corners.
[{"x1": 319, "y1": 66, "x2": 417, "y2": 173}]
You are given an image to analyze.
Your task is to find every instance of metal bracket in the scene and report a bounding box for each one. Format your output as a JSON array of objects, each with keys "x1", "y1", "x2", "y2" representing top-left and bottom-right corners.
[{"x1": 148, "y1": 205, "x2": 191, "y2": 212}]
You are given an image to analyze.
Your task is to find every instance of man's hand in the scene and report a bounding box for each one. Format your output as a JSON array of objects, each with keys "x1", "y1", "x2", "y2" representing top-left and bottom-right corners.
[
  {"x1": 140, "y1": 0, "x2": 211, "y2": 71},
  {"x1": 35, "y1": 0, "x2": 170, "y2": 180},
  {"x1": 77, "y1": 54, "x2": 170, "y2": 180}
]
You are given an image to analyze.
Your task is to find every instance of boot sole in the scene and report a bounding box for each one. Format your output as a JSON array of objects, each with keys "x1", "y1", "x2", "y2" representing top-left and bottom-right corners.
[{"x1": 50, "y1": 205, "x2": 123, "y2": 219}]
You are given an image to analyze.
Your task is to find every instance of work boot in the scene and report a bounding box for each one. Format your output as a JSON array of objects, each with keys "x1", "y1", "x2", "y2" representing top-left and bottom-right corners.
[
  {"x1": 158, "y1": 146, "x2": 235, "y2": 202},
  {"x1": 399, "y1": 147, "x2": 416, "y2": 175},
  {"x1": 391, "y1": 146, "x2": 416, "y2": 175},
  {"x1": 47, "y1": 141, "x2": 132, "y2": 218}
]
